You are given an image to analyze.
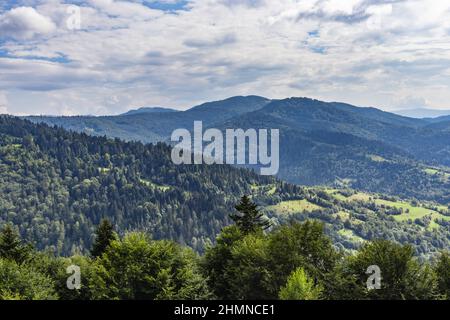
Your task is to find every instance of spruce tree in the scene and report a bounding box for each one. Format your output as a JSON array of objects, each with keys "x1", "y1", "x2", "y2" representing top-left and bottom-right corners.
[
  {"x1": 91, "y1": 219, "x2": 116, "y2": 258},
  {"x1": 0, "y1": 224, "x2": 31, "y2": 263},
  {"x1": 230, "y1": 195, "x2": 271, "y2": 234}
]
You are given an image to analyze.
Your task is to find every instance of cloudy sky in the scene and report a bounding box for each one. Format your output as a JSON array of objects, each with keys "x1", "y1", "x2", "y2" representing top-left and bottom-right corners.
[{"x1": 0, "y1": 0, "x2": 450, "y2": 115}]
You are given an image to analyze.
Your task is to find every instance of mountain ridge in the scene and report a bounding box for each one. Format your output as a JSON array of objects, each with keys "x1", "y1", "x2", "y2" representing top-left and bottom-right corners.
[
  {"x1": 23, "y1": 96, "x2": 450, "y2": 203},
  {"x1": 121, "y1": 106, "x2": 177, "y2": 116}
]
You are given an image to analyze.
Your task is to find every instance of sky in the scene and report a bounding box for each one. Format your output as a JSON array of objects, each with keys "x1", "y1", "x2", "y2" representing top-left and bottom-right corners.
[{"x1": 0, "y1": 0, "x2": 450, "y2": 115}]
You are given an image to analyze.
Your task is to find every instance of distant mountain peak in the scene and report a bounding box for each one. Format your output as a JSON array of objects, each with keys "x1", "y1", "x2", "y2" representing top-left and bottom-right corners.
[{"x1": 122, "y1": 107, "x2": 177, "y2": 116}]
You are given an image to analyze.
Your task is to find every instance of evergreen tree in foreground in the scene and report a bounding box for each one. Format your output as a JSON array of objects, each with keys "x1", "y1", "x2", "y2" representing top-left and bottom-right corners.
[
  {"x1": 0, "y1": 224, "x2": 31, "y2": 264},
  {"x1": 230, "y1": 195, "x2": 272, "y2": 234},
  {"x1": 91, "y1": 219, "x2": 116, "y2": 258}
]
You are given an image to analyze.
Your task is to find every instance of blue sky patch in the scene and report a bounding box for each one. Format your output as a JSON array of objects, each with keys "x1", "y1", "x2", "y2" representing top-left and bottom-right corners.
[{"x1": 142, "y1": 0, "x2": 189, "y2": 12}]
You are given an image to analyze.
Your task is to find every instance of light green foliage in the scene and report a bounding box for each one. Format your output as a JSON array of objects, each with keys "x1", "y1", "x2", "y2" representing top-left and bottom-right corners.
[
  {"x1": 90, "y1": 232, "x2": 211, "y2": 300},
  {"x1": 224, "y1": 233, "x2": 272, "y2": 300},
  {"x1": 279, "y1": 268, "x2": 323, "y2": 300},
  {"x1": 0, "y1": 258, "x2": 58, "y2": 300}
]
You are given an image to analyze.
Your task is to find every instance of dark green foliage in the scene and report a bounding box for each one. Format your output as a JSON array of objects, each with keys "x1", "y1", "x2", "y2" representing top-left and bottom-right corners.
[
  {"x1": 1, "y1": 116, "x2": 449, "y2": 257},
  {"x1": 27, "y1": 96, "x2": 450, "y2": 204},
  {"x1": 91, "y1": 219, "x2": 116, "y2": 258},
  {"x1": 434, "y1": 251, "x2": 450, "y2": 299},
  {"x1": 267, "y1": 221, "x2": 339, "y2": 295},
  {"x1": 203, "y1": 221, "x2": 339, "y2": 300},
  {"x1": 230, "y1": 196, "x2": 271, "y2": 234},
  {"x1": 202, "y1": 225, "x2": 244, "y2": 299},
  {"x1": 338, "y1": 240, "x2": 438, "y2": 300},
  {"x1": 0, "y1": 218, "x2": 446, "y2": 300},
  {"x1": 0, "y1": 224, "x2": 31, "y2": 264},
  {"x1": 0, "y1": 116, "x2": 276, "y2": 255}
]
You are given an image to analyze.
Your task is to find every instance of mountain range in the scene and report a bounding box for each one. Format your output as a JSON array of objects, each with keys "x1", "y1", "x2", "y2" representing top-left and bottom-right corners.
[
  {"x1": 26, "y1": 96, "x2": 450, "y2": 204},
  {"x1": 1, "y1": 116, "x2": 449, "y2": 258}
]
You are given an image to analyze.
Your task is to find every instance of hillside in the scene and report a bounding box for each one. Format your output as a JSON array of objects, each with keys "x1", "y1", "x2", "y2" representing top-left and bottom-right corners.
[
  {"x1": 25, "y1": 97, "x2": 450, "y2": 204},
  {"x1": 26, "y1": 96, "x2": 270, "y2": 144},
  {"x1": 121, "y1": 107, "x2": 177, "y2": 116},
  {"x1": 217, "y1": 98, "x2": 450, "y2": 203},
  {"x1": 1, "y1": 116, "x2": 449, "y2": 258}
]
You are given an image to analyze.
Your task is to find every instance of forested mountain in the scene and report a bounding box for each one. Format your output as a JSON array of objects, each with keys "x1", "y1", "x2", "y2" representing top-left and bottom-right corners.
[
  {"x1": 217, "y1": 98, "x2": 450, "y2": 203},
  {"x1": 121, "y1": 107, "x2": 177, "y2": 116},
  {"x1": 25, "y1": 96, "x2": 450, "y2": 204},
  {"x1": 26, "y1": 96, "x2": 270, "y2": 144},
  {"x1": 1, "y1": 116, "x2": 449, "y2": 259},
  {"x1": 30, "y1": 96, "x2": 450, "y2": 204}
]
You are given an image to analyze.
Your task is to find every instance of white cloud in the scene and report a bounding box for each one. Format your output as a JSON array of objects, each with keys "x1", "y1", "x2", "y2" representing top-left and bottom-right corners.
[
  {"x1": 0, "y1": 91, "x2": 8, "y2": 114},
  {"x1": 0, "y1": 0, "x2": 450, "y2": 115},
  {"x1": 0, "y1": 6, "x2": 56, "y2": 40}
]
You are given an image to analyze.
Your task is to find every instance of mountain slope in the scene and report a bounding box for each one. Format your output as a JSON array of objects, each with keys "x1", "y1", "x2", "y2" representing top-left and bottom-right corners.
[
  {"x1": 121, "y1": 107, "x2": 177, "y2": 116},
  {"x1": 25, "y1": 96, "x2": 270, "y2": 144},
  {"x1": 217, "y1": 98, "x2": 450, "y2": 203},
  {"x1": 24, "y1": 96, "x2": 450, "y2": 203},
  {"x1": 1, "y1": 116, "x2": 449, "y2": 258}
]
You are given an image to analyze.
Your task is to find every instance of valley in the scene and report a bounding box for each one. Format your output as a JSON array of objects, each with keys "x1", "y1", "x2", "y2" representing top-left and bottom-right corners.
[
  {"x1": 1, "y1": 116, "x2": 449, "y2": 259},
  {"x1": 26, "y1": 96, "x2": 450, "y2": 205}
]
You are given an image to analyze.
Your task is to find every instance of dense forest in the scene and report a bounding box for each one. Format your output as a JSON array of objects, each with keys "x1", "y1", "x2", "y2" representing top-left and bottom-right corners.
[
  {"x1": 0, "y1": 197, "x2": 449, "y2": 300},
  {"x1": 1, "y1": 116, "x2": 450, "y2": 259},
  {"x1": 0, "y1": 115, "x2": 275, "y2": 254},
  {"x1": 27, "y1": 96, "x2": 450, "y2": 204}
]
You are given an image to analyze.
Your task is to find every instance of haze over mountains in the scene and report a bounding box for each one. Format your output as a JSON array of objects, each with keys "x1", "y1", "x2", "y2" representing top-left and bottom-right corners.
[
  {"x1": 26, "y1": 96, "x2": 450, "y2": 203},
  {"x1": 393, "y1": 108, "x2": 450, "y2": 119}
]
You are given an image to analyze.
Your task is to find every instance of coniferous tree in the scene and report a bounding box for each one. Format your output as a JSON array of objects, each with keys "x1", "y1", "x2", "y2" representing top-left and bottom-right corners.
[
  {"x1": 435, "y1": 251, "x2": 450, "y2": 299},
  {"x1": 230, "y1": 195, "x2": 271, "y2": 234},
  {"x1": 0, "y1": 224, "x2": 31, "y2": 264},
  {"x1": 91, "y1": 219, "x2": 116, "y2": 258}
]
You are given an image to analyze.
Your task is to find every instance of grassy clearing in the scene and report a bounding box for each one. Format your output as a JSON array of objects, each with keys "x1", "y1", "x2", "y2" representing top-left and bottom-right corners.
[
  {"x1": 371, "y1": 198, "x2": 450, "y2": 231},
  {"x1": 323, "y1": 189, "x2": 348, "y2": 201},
  {"x1": 423, "y1": 167, "x2": 450, "y2": 182},
  {"x1": 336, "y1": 211, "x2": 350, "y2": 220},
  {"x1": 348, "y1": 193, "x2": 373, "y2": 202},
  {"x1": 98, "y1": 167, "x2": 111, "y2": 174},
  {"x1": 139, "y1": 179, "x2": 172, "y2": 192},
  {"x1": 338, "y1": 229, "x2": 365, "y2": 242},
  {"x1": 367, "y1": 154, "x2": 388, "y2": 162},
  {"x1": 324, "y1": 187, "x2": 449, "y2": 230},
  {"x1": 251, "y1": 184, "x2": 277, "y2": 195},
  {"x1": 267, "y1": 186, "x2": 277, "y2": 195},
  {"x1": 268, "y1": 199, "x2": 322, "y2": 215}
]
